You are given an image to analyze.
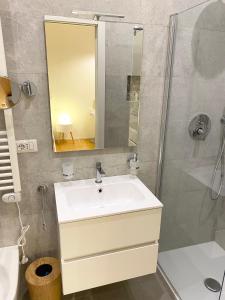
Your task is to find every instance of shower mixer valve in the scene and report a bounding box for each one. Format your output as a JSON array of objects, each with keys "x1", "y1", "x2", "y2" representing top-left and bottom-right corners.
[{"x1": 188, "y1": 114, "x2": 211, "y2": 141}]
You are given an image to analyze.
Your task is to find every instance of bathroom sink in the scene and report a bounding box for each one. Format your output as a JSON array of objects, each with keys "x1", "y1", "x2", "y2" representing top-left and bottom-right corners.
[{"x1": 54, "y1": 175, "x2": 162, "y2": 223}]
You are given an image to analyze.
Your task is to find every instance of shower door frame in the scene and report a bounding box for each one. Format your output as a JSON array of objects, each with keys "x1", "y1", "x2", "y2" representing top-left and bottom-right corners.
[
  {"x1": 155, "y1": 14, "x2": 178, "y2": 198},
  {"x1": 155, "y1": 15, "x2": 181, "y2": 299}
]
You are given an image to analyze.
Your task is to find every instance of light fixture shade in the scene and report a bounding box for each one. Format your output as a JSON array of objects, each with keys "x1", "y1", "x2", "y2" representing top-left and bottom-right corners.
[{"x1": 58, "y1": 113, "x2": 72, "y2": 126}]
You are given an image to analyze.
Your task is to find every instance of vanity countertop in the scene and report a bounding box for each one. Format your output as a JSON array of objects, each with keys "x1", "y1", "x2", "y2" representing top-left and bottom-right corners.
[{"x1": 54, "y1": 174, "x2": 163, "y2": 224}]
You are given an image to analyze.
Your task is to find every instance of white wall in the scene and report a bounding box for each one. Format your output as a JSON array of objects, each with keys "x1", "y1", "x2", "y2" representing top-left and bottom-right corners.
[{"x1": 45, "y1": 22, "x2": 96, "y2": 140}]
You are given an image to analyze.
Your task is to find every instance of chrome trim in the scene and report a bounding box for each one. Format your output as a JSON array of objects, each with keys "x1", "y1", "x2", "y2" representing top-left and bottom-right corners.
[
  {"x1": 72, "y1": 10, "x2": 125, "y2": 20},
  {"x1": 170, "y1": 0, "x2": 212, "y2": 17},
  {"x1": 95, "y1": 162, "x2": 106, "y2": 184},
  {"x1": 156, "y1": 14, "x2": 177, "y2": 198}
]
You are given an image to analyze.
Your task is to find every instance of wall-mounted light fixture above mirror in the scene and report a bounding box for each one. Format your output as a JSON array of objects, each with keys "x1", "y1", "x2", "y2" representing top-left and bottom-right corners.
[{"x1": 44, "y1": 16, "x2": 144, "y2": 152}]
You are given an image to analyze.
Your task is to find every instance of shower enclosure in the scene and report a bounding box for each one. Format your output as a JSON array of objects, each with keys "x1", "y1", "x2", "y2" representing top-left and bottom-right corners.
[{"x1": 157, "y1": 1, "x2": 225, "y2": 299}]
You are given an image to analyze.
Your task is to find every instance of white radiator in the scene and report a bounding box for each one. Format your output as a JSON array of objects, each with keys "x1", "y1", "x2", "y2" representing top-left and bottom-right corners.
[{"x1": 0, "y1": 18, "x2": 21, "y2": 201}]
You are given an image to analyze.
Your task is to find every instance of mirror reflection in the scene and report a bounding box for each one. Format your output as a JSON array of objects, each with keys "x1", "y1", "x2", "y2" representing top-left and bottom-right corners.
[
  {"x1": 0, "y1": 76, "x2": 21, "y2": 109},
  {"x1": 45, "y1": 19, "x2": 143, "y2": 152}
]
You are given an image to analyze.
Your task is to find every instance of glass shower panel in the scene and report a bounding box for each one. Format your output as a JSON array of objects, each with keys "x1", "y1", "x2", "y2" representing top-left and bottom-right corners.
[
  {"x1": 220, "y1": 272, "x2": 225, "y2": 300},
  {"x1": 158, "y1": 1, "x2": 225, "y2": 299}
]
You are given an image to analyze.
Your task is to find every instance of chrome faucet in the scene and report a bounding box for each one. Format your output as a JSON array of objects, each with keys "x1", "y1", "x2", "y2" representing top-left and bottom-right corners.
[{"x1": 95, "y1": 162, "x2": 106, "y2": 184}]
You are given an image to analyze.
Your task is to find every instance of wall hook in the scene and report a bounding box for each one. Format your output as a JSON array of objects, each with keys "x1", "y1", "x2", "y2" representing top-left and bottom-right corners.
[{"x1": 21, "y1": 81, "x2": 37, "y2": 97}]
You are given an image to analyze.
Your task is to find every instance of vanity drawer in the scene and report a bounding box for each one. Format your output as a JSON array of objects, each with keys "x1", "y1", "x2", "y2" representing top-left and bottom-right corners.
[
  {"x1": 59, "y1": 208, "x2": 161, "y2": 260},
  {"x1": 61, "y1": 243, "x2": 158, "y2": 294}
]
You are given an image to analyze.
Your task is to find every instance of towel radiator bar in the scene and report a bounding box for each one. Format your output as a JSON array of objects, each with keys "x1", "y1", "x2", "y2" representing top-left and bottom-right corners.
[{"x1": 0, "y1": 19, "x2": 21, "y2": 202}]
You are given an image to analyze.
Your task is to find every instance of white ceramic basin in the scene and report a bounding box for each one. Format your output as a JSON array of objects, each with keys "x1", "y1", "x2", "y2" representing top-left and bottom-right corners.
[
  {"x1": 54, "y1": 175, "x2": 162, "y2": 223},
  {"x1": 0, "y1": 245, "x2": 19, "y2": 300}
]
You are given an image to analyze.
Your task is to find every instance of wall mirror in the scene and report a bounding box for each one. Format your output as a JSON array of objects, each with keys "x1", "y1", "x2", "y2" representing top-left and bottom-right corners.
[{"x1": 45, "y1": 17, "x2": 143, "y2": 152}]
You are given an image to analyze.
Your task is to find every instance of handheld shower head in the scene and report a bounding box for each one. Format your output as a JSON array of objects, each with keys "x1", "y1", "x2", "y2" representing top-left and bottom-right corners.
[
  {"x1": 221, "y1": 115, "x2": 225, "y2": 125},
  {"x1": 210, "y1": 114, "x2": 225, "y2": 200}
]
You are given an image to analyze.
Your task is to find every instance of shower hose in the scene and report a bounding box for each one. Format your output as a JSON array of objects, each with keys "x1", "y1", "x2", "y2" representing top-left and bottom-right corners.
[{"x1": 210, "y1": 137, "x2": 225, "y2": 200}]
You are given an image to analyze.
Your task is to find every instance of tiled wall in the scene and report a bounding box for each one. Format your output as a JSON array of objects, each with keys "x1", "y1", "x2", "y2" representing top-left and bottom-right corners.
[{"x1": 0, "y1": 0, "x2": 214, "y2": 269}]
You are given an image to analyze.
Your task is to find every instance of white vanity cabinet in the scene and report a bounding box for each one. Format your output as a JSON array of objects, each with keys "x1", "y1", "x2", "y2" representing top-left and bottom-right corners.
[
  {"x1": 59, "y1": 208, "x2": 162, "y2": 294},
  {"x1": 54, "y1": 175, "x2": 163, "y2": 295}
]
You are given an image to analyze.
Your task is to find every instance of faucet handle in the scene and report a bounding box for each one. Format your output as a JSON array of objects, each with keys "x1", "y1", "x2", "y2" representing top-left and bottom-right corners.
[
  {"x1": 128, "y1": 153, "x2": 139, "y2": 171},
  {"x1": 128, "y1": 153, "x2": 138, "y2": 163},
  {"x1": 133, "y1": 153, "x2": 138, "y2": 162},
  {"x1": 96, "y1": 161, "x2": 102, "y2": 169},
  {"x1": 95, "y1": 162, "x2": 105, "y2": 183}
]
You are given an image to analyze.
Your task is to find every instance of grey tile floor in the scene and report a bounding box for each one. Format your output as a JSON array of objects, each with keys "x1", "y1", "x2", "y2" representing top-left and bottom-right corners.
[{"x1": 23, "y1": 272, "x2": 175, "y2": 300}]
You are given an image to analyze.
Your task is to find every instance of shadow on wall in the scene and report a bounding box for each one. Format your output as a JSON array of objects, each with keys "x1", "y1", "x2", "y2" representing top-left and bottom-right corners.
[{"x1": 192, "y1": 0, "x2": 225, "y2": 78}]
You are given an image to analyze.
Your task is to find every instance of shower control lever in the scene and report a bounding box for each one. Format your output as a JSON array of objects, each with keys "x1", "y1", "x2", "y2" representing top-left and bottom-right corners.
[{"x1": 193, "y1": 127, "x2": 204, "y2": 136}]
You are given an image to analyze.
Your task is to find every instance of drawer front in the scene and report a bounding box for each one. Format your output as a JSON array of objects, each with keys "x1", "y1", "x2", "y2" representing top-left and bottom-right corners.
[
  {"x1": 61, "y1": 243, "x2": 158, "y2": 295},
  {"x1": 59, "y1": 208, "x2": 161, "y2": 260}
]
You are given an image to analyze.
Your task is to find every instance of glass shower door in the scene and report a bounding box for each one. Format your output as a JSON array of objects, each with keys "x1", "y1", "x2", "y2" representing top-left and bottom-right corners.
[{"x1": 157, "y1": 1, "x2": 225, "y2": 299}]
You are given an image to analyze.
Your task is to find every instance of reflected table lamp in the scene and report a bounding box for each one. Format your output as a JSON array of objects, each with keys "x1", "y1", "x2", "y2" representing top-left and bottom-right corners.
[{"x1": 58, "y1": 113, "x2": 74, "y2": 144}]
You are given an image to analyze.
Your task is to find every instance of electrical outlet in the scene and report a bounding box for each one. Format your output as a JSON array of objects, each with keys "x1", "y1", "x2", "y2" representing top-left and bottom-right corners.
[{"x1": 16, "y1": 139, "x2": 38, "y2": 153}]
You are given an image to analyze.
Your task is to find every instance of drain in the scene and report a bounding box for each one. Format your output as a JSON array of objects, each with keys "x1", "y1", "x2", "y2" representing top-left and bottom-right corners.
[{"x1": 204, "y1": 278, "x2": 221, "y2": 292}]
